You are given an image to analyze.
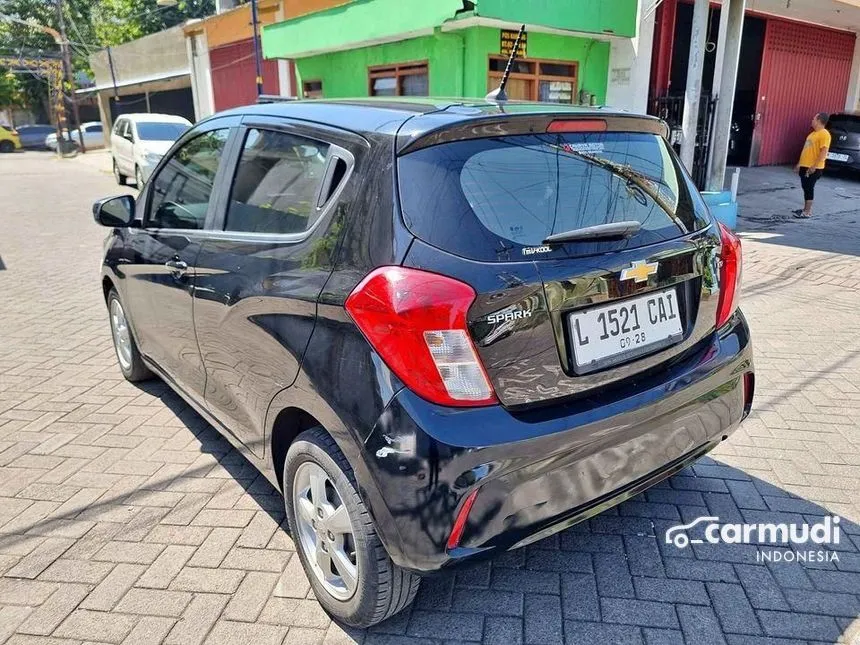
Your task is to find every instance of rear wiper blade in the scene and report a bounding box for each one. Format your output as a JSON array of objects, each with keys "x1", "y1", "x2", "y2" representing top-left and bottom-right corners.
[{"x1": 543, "y1": 221, "x2": 642, "y2": 244}]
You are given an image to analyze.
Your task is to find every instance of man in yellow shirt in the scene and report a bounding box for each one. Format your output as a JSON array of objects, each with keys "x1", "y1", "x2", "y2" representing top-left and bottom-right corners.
[{"x1": 793, "y1": 112, "x2": 831, "y2": 218}]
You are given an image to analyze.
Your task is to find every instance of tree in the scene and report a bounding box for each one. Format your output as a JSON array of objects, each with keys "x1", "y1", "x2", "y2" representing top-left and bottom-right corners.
[
  {"x1": 0, "y1": 0, "x2": 214, "y2": 116},
  {"x1": 0, "y1": 68, "x2": 23, "y2": 109}
]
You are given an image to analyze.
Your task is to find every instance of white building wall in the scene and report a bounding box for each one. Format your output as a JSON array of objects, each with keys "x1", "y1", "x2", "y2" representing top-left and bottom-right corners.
[{"x1": 605, "y1": 0, "x2": 656, "y2": 113}]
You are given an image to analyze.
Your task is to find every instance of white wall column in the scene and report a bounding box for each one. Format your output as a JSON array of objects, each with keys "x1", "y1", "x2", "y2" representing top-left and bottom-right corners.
[
  {"x1": 706, "y1": 0, "x2": 746, "y2": 192},
  {"x1": 680, "y1": 0, "x2": 709, "y2": 172},
  {"x1": 846, "y1": 35, "x2": 860, "y2": 112},
  {"x1": 605, "y1": 0, "x2": 656, "y2": 113}
]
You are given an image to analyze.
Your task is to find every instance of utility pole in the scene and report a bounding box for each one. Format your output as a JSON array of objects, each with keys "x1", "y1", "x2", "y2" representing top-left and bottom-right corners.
[
  {"x1": 707, "y1": 0, "x2": 746, "y2": 191},
  {"x1": 250, "y1": 0, "x2": 263, "y2": 96},
  {"x1": 679, "y1": 0, "x2": 708, "y2": 173},
  {"x1": 55, "y1": 0, "x2": 86, "y2": 153}
]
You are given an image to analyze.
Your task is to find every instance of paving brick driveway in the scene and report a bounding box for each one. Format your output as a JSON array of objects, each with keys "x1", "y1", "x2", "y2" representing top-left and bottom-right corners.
[{"x1": 0, "y1": 152, "x2": 858, "y2": 645}]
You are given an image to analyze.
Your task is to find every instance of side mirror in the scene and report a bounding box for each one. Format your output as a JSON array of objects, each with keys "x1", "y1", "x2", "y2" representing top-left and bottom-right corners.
[{"x1": 93, "y1": 195, "x2": 136, "y2": 227}]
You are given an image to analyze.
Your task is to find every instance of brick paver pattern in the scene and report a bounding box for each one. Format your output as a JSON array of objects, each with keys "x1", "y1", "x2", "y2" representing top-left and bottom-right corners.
[{"x1": 1, "y1": 152, "x2": 858, "y2": 644}]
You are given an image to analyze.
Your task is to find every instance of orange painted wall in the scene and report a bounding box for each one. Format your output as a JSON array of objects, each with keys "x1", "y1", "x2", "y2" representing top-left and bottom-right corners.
[
  {"x1": 282, "y1": 0, "x2": 350, "y2": 19},
  {"x1": 186, "y1": 0, "x2": 349, "y2": 51},
  {"x1": 201, "y1": 0, "x2": 281, "y2": 50}
]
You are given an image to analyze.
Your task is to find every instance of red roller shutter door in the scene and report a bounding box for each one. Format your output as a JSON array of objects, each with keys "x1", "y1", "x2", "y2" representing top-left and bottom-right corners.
[
  {"x1": 756, "y1": 20, "x2": 855, "y2": 166},
  {"x1": 210, "y1": 39, "x2": 280, "y2": 112}
]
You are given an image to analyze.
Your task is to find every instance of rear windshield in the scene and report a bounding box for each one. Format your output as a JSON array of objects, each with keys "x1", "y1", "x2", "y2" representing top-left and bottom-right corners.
[
  {"x1": 137, "y1": 122, "x2": 189, "y2": 141},
  {"x1": 398, "y1": 132, "x2": 710, "y2": 261},
  {"x1": 829, "y1": 115, "x2": 860, "y2": 133}
]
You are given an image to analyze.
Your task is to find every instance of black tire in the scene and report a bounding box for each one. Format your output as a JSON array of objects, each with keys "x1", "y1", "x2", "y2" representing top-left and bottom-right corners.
[
  {"x1": 0, "y1": 140, "x2": 14, "y2": 153},
  {"x1": 284, "y1": 427, "x2": 420, "y2": 627},
  {"x1": 113, "y1": 158, "x2": 127, "y2": 185},
  {"x1": 107, "y1": 288, "x2": 152, "y2": 382}
]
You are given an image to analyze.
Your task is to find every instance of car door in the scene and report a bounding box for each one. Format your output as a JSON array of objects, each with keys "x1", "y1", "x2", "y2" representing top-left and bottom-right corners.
[
  {"x1": 192, "y1": 117, "x2": 361, "y2": 454},
  {"x1": 122, "y1": 118, "x2": 239, "y2": 401},
  {"x1": 112, "y1": 119, "x2": 128, "y2": 166},
  {"x1": 85, "y1": 123, "x2": 104, "y2": 149}
]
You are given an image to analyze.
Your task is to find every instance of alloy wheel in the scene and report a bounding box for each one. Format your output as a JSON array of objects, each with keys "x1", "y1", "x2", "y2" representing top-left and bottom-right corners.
[
  {"x1": 293, "y1": 461, "x2": 359, "y2": 600},
  {"x1": 109, "y1": 298, "x2": 133, "y2": 370}
]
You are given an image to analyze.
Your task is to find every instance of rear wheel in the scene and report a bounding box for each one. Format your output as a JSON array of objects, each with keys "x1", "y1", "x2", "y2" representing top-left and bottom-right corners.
[
  {"x1": 0, "y1": 140, "x2": 14, "y2": 153},
  {"x1": 284, "y1": 427, "x2": 420, "y2": 627},
  {"x1": 113, "y1": 158, "x2": 127, "y2": 185},
  {"x1": 107, "y1": 289, "x2": 152, "y2": 382}
]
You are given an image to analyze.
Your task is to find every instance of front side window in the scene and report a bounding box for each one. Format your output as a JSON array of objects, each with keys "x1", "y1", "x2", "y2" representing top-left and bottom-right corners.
[
  {"x1": 369, "y1": 63, "x2": 428, "y2": 97},
  {"x1": 225, "y1": 128, "x2": 330, "y2": 235},
  {"x1": 147, "y1": 129, "x2": 229, "y2": 230},
  {"x1": 87, "y1": 124, "x2": 103, "y2": 133}
]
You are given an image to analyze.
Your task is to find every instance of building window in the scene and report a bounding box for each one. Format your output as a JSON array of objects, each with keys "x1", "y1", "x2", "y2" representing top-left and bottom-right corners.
[
  {"x1": 303, "y1": 80, "x2": 323, "y2": 99},
  {"x1": 487, "y1": 57, "x2": 578, "y2": 103},
  {"x1": 368, "y1": 62, "x2": 429, "y2": 97}
]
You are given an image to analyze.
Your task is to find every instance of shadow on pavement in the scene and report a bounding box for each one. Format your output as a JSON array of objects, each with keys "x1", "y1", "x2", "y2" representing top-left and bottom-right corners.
[
  {"x1": 5, "y1": 378, "x2": 858, "y2": 644},
  {"x1": 734, "y1": 165, "x2": 860, "y2": 257}
]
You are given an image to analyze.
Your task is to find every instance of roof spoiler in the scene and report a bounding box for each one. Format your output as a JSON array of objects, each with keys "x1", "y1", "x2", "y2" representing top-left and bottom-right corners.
[{"x1": 257, "y1": 95, "x2": 300, "y2": 104}]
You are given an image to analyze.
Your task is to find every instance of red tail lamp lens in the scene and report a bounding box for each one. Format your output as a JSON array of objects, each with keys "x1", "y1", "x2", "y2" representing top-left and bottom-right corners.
[
  {"x1": 547, "y1": 119, "x2": 607, "y2": 133},
  {"x1": 716, "y1": 222, "x2": 742, "y2": 328},
  {"x1": 447, "y1": 489, "x2": 480, "y2": 550},
  {"x1": 344, "y1": 267, "x2": 497, "y2": 407}
]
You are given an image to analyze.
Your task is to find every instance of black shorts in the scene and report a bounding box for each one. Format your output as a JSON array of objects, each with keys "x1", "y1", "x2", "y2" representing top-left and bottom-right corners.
[{"x1": 799, "y1": 167, "x2": 823, "y2": 201}]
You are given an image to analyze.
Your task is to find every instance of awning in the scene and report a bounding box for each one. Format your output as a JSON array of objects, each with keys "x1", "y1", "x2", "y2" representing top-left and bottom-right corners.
[
  {"x1": 262, "y1": 0, "x2": 464, "y2": 59},
  {"x1": 75, "y1": 70, "x2": 190, "y2": 94}
]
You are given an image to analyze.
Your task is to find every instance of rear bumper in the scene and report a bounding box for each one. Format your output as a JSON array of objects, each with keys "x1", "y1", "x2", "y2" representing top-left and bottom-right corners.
[
  {"x1": 827, "y1": 147, "x2": 860, "y2": 170},
  {"x1": 362, "y1": 311, "x2": 753, "y2": 573}
]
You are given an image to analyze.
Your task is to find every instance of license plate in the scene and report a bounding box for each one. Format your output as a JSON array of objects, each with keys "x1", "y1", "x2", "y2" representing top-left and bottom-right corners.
[
  {"x1": 827, "y1": 152, "x2": 850, "y2": 162},
  {"x1": 568, "y1": 288, "x2": 683, "y2": 373}
]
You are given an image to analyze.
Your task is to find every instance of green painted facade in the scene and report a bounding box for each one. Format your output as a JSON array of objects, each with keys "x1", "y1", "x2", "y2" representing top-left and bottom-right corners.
[
  {"x1": 263, "y1": 0, "x2": 628, "y2": 104},
  {"x1": 293, "y1": 27, "x2": 610, "y2": 104}
]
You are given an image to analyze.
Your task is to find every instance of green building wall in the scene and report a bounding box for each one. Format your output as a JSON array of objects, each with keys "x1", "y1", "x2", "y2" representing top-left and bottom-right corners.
[{"x1": 294, "y1": 27, "x2": 610, "y2": 103}]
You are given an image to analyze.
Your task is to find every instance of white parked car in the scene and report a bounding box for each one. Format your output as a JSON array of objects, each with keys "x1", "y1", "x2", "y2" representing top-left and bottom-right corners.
[
  {"x1": 110, "y1": 113, "x2": 192, "y2": 187},
  {"x1": 45, "y1": 121, "x2": 106, "y2": 151}
]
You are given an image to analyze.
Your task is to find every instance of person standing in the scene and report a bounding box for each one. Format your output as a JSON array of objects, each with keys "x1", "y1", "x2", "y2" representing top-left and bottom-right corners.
[{"x1": 793, "y1": 112, "x2": 831, "y2": 218}]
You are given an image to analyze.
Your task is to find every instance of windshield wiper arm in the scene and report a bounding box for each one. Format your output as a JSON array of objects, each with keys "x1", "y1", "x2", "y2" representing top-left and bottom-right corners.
[{"x1": 543, "y1": 221, "x2": 642, "y2": 244}]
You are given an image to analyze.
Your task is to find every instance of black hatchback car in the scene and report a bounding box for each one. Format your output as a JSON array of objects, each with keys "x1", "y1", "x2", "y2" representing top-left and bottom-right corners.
[
  {"x1": 826, "y1": 112, "x2": 860, "y2": 171},
  {"x1": 94, "y1": 98, "x2": 754, "y2": 627}
]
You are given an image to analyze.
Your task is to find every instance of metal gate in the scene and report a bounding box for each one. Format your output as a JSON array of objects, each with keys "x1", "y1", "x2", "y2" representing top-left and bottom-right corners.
[
  {"x1": 754, "y1": 20, "x2": 855, "y2": 166},
  {"x1": 210, "y1": 39, "x2": 280, "y2": 112},
  {"x1": 651, "y1": 93, "x2": 718, "y2": 190}
]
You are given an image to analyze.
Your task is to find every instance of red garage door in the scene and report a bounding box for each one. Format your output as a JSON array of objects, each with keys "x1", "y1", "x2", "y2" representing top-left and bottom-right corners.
[
  {"x1": 210, "y1": 39, "x2": 280, "y2": 112},
  {"x1": 756, "y1": 20, "x2": 855, "y2": 166}
]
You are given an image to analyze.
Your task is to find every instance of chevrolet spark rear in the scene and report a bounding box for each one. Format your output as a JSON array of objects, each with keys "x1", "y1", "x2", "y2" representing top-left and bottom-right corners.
[{"x1": 349, "y1": 111, "x2": 754, "y2": 573}]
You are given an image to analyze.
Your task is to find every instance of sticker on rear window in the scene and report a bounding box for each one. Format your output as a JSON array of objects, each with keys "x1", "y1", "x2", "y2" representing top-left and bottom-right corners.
[{"x1": 560, "y1": 142, "x2": 605, "y2": 154}]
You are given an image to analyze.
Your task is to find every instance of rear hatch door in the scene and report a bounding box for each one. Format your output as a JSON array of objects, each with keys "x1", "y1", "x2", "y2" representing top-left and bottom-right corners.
[{"x1": 398, "y1": 115, "x2": 720, "y2": 408}]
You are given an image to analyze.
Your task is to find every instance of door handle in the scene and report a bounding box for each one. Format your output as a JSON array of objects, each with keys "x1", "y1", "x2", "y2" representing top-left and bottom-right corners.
[{"x1": 165, "y1": 259, "x2": 188, "y2": 277}]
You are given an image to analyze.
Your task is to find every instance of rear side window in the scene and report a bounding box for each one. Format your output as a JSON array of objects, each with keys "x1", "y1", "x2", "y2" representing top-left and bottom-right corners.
[
  {"x1": 225, "y1": 129, "x2": 330, "y2": 235},
  {"x1": 398, "y1": 131, "x2": 710, "y2": 261}
]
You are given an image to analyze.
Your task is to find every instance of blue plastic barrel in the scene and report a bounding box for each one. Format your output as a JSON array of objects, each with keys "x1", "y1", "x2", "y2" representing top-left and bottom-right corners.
[{"x1": 701, "y1": 190, "x2": 738, "y2": 230}]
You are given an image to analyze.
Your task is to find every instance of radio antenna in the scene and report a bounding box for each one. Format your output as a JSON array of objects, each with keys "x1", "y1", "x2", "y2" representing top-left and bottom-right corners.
[{"x1": 486, "y1": 24, "x2": 525, "y2": 102}]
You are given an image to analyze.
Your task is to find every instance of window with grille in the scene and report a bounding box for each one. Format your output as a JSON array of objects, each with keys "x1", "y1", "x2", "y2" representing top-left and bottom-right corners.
[
  {"x1": 487, "y1": 57, "x2": 578, "y2": 104},
  {"x1": 368, "y1": 62, "x2": 429, "y2": 97}
]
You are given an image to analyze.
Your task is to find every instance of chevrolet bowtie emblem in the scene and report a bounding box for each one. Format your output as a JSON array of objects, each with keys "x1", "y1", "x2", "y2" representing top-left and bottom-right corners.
[{"x1": 621, "y1": 260, "x2": 658, "y2": 283}]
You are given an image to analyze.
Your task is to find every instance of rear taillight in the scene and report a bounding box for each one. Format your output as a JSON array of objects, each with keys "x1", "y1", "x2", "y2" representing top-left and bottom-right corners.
[
  {"x1": 344, "y1": 267, "x2": 497, "y2": 407},
  {"x1": 716, "y1": 222, "x2": 742, "y2": 328}
]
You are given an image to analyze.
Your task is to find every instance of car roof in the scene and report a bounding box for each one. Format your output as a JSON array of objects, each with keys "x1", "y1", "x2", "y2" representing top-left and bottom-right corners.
[
  {"x1": 210, "y1": 97, "x2": 662, "y2": 138},
  {"x1": 120, "y1": 113, "x2": 192, "y2": 124}
]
